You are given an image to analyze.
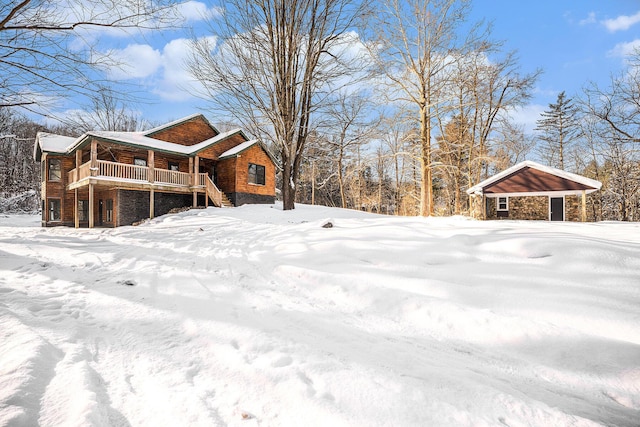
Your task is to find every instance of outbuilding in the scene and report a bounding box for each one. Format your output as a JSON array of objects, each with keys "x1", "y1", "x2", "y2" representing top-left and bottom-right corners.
[{"x1": 467, "y1": 161, "x2": 601, "y2": 221}]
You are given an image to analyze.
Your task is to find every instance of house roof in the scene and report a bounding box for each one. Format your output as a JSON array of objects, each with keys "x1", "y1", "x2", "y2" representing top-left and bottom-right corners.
[
  {"x1": 34, "y1": 133, "x2": 77, "y2": 161},
  {"x1": 143, "y1": 113, "x2": 220, "y2": 137},
  {"x1": 466, "y1": 160, "x2": 602, "y2": 196},
  {"x1": 33, "y1": 114, "x2": 261, "y2": 160}
]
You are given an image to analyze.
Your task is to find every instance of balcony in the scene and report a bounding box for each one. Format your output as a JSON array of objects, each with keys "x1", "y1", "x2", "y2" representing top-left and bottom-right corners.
[{"x1": 67, "y1": 160, "x2": 207, "y2": 191}]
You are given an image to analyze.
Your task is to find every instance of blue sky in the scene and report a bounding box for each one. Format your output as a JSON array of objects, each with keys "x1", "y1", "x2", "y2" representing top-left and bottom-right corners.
[{"x1": 54, "y1": 1, "x2": 640, "y2": 132}]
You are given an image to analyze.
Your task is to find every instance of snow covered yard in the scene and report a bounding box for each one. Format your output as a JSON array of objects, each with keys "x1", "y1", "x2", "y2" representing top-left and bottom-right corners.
[{"x1": 0, "y1": 205, "x2": 639, "y2": 427}]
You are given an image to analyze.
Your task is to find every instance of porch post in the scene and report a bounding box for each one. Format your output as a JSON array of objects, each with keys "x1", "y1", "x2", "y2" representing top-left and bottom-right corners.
[
  {"x1": 74, "y1": 189, "x2": 79, "y2": 228},
  {"x1": 148, "y1": 150, "x2": 155, "y2": 183},
  {"x1": 75, "y1": 150, "x2": 82, "y2": 181},
  {"x1": 90, "y1": 140, "x2": 98, "y2": 176},
  {"x1": 150, "y1": 188, "x2": 155, "y2": 219},
  {"x1": 88, "y1": 183, "x2": 94, "y2": 228},
  {"x1": 581, "y1": 190, "x2": 587, "y2": 222},
  {"x1": 482, "y1": 194, "x2": 487, "y2": 220},
  {"x1": 193, "y1": 155, "x2": 199, "y2": 207}
]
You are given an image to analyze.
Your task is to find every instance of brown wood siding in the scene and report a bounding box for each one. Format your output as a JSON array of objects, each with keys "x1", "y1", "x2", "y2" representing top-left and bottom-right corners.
[
  {"x1": 216, "y1": 158, "x2": 237, "y2": 193},
  {"x1": 147, "y1": 117, "x2": 218, "y2": 146},
  {"x1": 197, "y1": 133, "x2": 248, "y2": 160},
  {"x1": 484, "y1": 167, "x2": 594, "y2": 194},
  {"x1": 234, "y1": 145, "x2": 276, "y2": 196},
  {"x1": 43, "y1": 155, "x2": 75, "y2": 223}
]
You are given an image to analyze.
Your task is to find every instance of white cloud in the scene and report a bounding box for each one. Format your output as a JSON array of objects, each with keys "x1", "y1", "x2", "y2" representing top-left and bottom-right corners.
[
  {"x1": 154, "y1": 36, "x2": 218, "y2": 101},
  {"x1": 579, "y1": 12, "x2": 596, "y2": 26},
  {"x1": 176, "y1": 1, "x2": 222, "y2": 22},
  {"x1": 602, "y1": 11, "x2": 640, "y2": 32},
  {"x1": 99, "y1": 44, "x2": 163, "y2": 79},
  {"x1": 608, "y1": 39, "x2": 640, "y2": 58},
  {"x1": 507, "y1": 104, "x2": 546, "y2": 134}
]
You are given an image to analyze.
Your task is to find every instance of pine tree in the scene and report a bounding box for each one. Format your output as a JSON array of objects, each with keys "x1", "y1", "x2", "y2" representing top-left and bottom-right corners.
[{"x1": 535, "y1": 91, "x2": 579, "y2": 170}]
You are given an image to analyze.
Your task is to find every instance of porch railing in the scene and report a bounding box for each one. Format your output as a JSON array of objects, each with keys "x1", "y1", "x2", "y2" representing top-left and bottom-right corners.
[
  {"x1": 155, "y1": 168, "x2": 191, "y2": 186},
  {"x1": 99, "y1": 160, "x2": 148, "y2": 181},
  {"x1": 68, "y1": 160, "x2": 206, "y2": 188}
]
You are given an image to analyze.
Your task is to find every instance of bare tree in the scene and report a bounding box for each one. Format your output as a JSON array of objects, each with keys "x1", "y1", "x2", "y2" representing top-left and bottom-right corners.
[
  {"x1": 0, "y1": 0, "x2": 179, "y2": 113},
  {"x1": 367, "y1": 0, "x2": 473, "y2": 216},
  {"x1": 188, "y1": 0, "x2": 369, "y2": 210},
  {"x1": 324, "y1": 91, "x2": 379, "y2": 208},
  {"x1": 580, "y1": 51, "x2": 640, "y2": 221},
  {"x1": 63, "y1": 87, "x2": 151, "y2": 133}
]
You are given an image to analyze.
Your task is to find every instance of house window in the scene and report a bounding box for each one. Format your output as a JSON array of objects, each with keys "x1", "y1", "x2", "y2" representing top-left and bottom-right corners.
[
  {"x1": 248, "y1": 163, "x2": 265, "y2": 185},
  {"x1": 78, "y1": 200, "x2": 88, "y2": 221},
  {"x1": 48, "y1": 199, "x2": 61, "y2": 221},
  {"x1": 497, "y1": 196, "x2": 508, "y2": 211},
  {"x1": 134, "y1": 157, "x2": 147, "y2": 166},
  {"x1": 168, "y1": 161, "x2": 179, "y2": 171},
  {"x1": 106, "y1": 199, "x2": 113, "y2": 222},
  {"x1": 48, "y1": 158, "x2": 61, "y2": 181}
]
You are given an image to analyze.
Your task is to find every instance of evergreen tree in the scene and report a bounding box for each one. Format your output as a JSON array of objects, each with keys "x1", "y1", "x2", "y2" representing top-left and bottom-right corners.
[{"x1": 535, "y1": 91, "x2": 580, "y2": 170}]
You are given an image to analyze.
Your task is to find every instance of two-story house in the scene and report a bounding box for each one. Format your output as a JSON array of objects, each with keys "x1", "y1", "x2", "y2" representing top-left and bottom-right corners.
[{"x1": 34, "y1": 114, "x2": 276, "y2": 227}]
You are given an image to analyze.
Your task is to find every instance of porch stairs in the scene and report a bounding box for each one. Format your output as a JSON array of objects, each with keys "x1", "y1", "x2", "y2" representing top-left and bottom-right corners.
[{"x1": 205, "y1": 176, "x2": 233, "y2": 207}]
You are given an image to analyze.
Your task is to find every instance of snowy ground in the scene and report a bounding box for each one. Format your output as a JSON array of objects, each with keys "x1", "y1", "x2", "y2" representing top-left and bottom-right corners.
[{"x1": 1, "y1": 204, "x2": 639, "y2": 427}]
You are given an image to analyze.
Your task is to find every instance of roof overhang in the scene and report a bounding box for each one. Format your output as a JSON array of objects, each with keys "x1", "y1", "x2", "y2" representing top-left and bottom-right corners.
[{"x1": 467, "y1": 160, "x2": 602, "y2": 196}]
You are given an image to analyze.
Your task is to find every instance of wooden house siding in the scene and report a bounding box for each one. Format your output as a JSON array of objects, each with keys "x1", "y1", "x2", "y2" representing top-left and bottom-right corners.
[
  {"x1": 216, "y1": 158, "x2": 237, "y2": 193},
  {"x1": 234, "y1": 144, "x2": 276, "y2": 197},
  {"x1": 484, "y1": 167, "x2": 593, "y2": 194},
  {"x1": 147, "y1": 117, "x2": 218, "y2": 146}
]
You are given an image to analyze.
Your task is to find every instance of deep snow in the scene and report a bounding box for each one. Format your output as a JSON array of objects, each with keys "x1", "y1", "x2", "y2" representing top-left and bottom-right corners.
[{"x1": 0, "y1": 204, "x2": 639, "y2": 426}]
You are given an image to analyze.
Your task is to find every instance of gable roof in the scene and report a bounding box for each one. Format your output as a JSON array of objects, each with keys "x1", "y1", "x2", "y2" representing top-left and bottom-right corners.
[
  {"x1": 143, "y1": 113, "x2": 219, "y2": 137},
  {"x1": 34, "y1": 133, "x2": 77, "y2": 161},
  {"x1": 34, "y1": 115, "x2": 256, "y2": 160},
  {"x1": 218, "y1": 139, "x2": 279, "y2": 166},
  {"x1": 467, "y1": 161, "x2": 602, "y2": 196}
]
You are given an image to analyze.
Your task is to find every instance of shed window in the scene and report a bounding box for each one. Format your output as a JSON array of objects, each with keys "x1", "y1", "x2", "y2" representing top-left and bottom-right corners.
[
  {"x1": 48, "y1": 158, "x2": 61, "y2": 181},
  {"x1": 497, "y1": 196, "x2": 508, "y2": 211},
  {"x1": 48, "y1": 199, "x2": 61, "y2": 221},
  {"x1": 248, "y1": 163, "x2": 265, "y2": 185}
]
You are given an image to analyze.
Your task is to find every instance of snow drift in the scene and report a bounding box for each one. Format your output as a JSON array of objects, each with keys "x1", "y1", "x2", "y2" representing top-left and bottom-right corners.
[{"x1": 0, "y1": 204, "x2": 639, "y2": 426}]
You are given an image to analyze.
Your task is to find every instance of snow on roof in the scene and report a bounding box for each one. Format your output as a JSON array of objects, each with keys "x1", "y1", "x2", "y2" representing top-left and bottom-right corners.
[
  {"x1": 466, "y1": 160, "x2": 602, "y2": 195},
  {"x1": 34, "y1": 116, "x2": 253, "y2": 159},
  {"x1": 218, "y1": 139, "x2": 259, "y2": 159},
  {"x1": 35, "y1": 132, "x2": 76, "y2": 153}
]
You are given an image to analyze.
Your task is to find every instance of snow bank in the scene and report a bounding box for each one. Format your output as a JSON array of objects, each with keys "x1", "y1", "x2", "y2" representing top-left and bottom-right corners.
[{"x1": 0, "y1": 204, "x2": 639, "y2": 426}]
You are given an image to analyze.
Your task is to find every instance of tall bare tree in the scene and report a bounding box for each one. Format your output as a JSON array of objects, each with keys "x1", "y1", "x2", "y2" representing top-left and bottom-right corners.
[
  {"x1": 188, "y1": 0, "x2": 369, "y2": 210},
  {"x1": 0, "y1": 0, "x2": 178, "y2": 113},
  {"x1": 367, "y1": 0, "x2": 472, "y2": 216}
]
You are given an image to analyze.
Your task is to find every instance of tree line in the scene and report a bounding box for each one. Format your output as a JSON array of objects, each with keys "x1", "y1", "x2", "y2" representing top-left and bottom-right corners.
[{"x1": 1, "y1": 0, "x2": 638, "y2": 220}]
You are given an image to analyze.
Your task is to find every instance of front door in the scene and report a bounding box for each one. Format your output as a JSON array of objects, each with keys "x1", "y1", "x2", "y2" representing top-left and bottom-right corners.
[{"x1": 550, "y1": 197, "x2": 564, "y2": 221}]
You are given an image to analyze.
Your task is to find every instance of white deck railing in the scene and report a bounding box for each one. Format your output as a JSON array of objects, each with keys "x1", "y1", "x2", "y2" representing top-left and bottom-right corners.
[{"x1": 68, "y1": 160, "x2": 202, "y2": 188}]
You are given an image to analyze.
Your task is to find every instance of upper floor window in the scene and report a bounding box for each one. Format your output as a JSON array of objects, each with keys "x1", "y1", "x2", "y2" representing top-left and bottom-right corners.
[
  {"x1": 48, "y1": 158, "x2": 61, "y2": 181},
  {"x1": 168, "y1": 161, "x2": 179, "y2": 171},
  {"x1": 497, "y1": 196, "x2": 508, "y2": 211},
  {"x1": 248, "y1": 163, "x2": 265, "y2": 185},
  {"x1": 134, "y1": 157, "x2": 147, "y2": 167}
]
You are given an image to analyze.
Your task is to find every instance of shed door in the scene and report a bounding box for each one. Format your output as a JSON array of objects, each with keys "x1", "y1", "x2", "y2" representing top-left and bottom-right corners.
[{"x1": 550, "y1": 197, "x2": 564, "y2": 221}]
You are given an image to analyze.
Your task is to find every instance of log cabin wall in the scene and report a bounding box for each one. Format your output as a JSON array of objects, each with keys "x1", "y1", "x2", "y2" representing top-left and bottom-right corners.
[{"x1": 147, "y1": 117, "x2": 218, "y2": 146}]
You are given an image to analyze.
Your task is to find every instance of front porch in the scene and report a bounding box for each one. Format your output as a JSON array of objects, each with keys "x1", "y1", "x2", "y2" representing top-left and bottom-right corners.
[{"x1": 66, "y1": 157, "x2": 227, "y2": 228}]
